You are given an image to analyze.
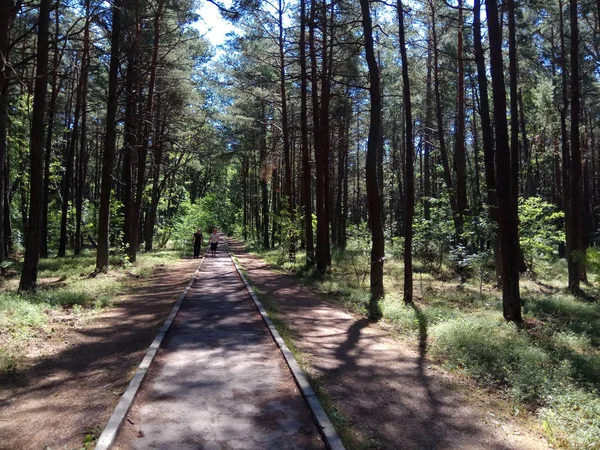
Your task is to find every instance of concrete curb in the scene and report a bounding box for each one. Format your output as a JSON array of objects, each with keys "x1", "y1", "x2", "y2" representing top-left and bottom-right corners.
[
  {"x1": 225, "y1": 239, "x2": 346, "y2": 450},
  {"x1": 94, "y1": 254, "x2": 207, "y2": 450}
]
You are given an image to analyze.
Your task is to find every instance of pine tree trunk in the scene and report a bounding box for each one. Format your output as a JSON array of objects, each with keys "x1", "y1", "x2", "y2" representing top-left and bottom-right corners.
[
  {"x1": 424, "y1": 41, "x2": 433, "y2": 221},
  {"x1": 96, "y1": 0, "x2": 123, "y2": 273},
  {"x1": 455, "y1": 0, "x2": 467, "y2": 238},
  {"x1": 19, "y1": 0, "x2": 51, "y2": 291},
  {"x1": 0, "y1": 0, "x2": 20, "y2": 263},
  {"x1": 568, "y1": 0, "x2": 584, "y2": 293},
  {"x1": 278, "y1": 0, "x2": 292, "y2": 214},
  {"x1": 128, "y1": 0, "x2": 163, "y2": 262},
  {"x1": 485, "y1": 0, "x2": 522, "y2": 323},
  {"x1": 359, "y1": 0, "x2": 384, "y2": 319},
  {"x1": 429, "y1": 0, "x2": 458, "y2": 236},
  {"x1": 474, "y1": 0, "x2": 501, "y2": 284},
  {"x1": 58, "y1": 58, "x2": 84, "y2": 257},
  {"x1": 42, "y1": 2, "x2": 60, "y2": 258},
  {"x1": 398, "y1": 0, "x2": 414, "y2": 305},
  {"x1": 75, "y1": 0, "x2": 91, "y2": 256}
]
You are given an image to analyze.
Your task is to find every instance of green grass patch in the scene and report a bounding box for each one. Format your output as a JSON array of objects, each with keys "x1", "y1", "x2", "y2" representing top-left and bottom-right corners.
[{"x1": 0, "y1": 250, "x2": 182, "y2": 374}]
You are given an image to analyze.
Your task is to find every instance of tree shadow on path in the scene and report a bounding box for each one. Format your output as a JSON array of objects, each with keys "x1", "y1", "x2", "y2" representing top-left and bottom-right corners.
[{"x1": 229, "y1": 240, "x2": 549, "y2": 450}]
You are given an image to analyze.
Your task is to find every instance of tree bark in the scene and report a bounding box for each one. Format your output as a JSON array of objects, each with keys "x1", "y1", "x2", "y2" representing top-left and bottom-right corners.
[
  {"x1": 42, "y1": 1, "x2": 60, "y2": 258},
  {"x1": 398, "y1": 0, "x2": 414, "y2": 305},
  {"x1": 128, "y1": 0, "x2": 163, "y2": 262},
  {"x1": 300, "y1": 0, "x2": 314, "y2": 265},
  {"x1": 75, "y1": 0, "x2": 91, "y2": 255},
  {"x1": 455, "y1": 0, "x2": 467, "y2": 237},
  {"x1": 568, "y1": 0, "x2": 584, "y2": 293},
  {"x1": 96, "y1": 0, "x2": 123, "y2": 272},
  {"x1": 474, "y1": 0, "x2": 501, "y2": 284},
  {"x1": 0, "y1": 0, "x2": 21, "y2": 264},
  {"x1": 359, "y1": 0, "x2": 384, "y2": 319},
  {"x1": 485, "y1": 0, "x2": 522, "y2": 323},
  {"x1": 20, "y1": 0, "x2": 51, "y2": 290}
]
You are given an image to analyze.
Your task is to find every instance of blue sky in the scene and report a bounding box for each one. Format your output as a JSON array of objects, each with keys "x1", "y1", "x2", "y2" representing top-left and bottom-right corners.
[{"x1": 194, "y1": 1, "x2": 238, "y2": 46}]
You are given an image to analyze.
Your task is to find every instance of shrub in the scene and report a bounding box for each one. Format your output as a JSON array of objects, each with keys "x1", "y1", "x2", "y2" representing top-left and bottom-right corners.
[{"x1": 431, "y1": 315, "x2": 559, "y2": 402}]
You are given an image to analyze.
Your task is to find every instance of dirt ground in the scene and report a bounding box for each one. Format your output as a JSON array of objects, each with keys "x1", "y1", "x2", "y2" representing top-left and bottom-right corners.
[
  {"x1": 0, "y1": 258, "x2": 200, "y2": 450},
  {"x1": 228, "y1": 240, "x2": 552, "y2": 450}
]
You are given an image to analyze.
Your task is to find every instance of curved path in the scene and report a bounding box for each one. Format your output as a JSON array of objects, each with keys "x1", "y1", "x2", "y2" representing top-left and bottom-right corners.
[{"x1": 112, "y1": 245, "x2": 323, "y2": 449}]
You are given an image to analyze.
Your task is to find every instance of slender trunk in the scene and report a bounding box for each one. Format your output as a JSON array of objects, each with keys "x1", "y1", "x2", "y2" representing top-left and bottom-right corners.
[
  {"x1": 278, "y1": 0, "x2": 292, "y2": 213},
  {"x1": 474, "y1": 0, "x2": 501, "y2": 284},
  {"x1": 41, "y1": 2, "x2": 59, "y2": 258},
  {"x1": 19, "y1": 0, "x2": 51, "y2": 290},
  {"x1": 560, "y1": 0, "x2": 570, "y2": 220},
  {"x1": 424, "y1": 42, "x2": 433, "y2": 220},
  {"x1": 310, "y1": 0, "x2": 327, "y2": 272},
  {"x1": 96, "y1": 0, "x2": 123, "y2": 272},
  {"x1": 398, "y1": 0, "x2": 414, "y2": 305},
  {"x1": 508, "y1": 0, "x2": 519, "y2": 206},
  {"x1": 144, "y1": 105, "x2": 165, "y2": 251},
  {"x1": 0, "y1": 0, "x2": 21, "y2": 263},
  {"x1": 128, "y1": 0, "x2": 163, "y2": 262},
  {"x1": 359, "y1": 0, "x2": 384, "y2": 319},
  {"x1": 568, "y1": 0, "x2": 584, "y2": 292},
  {"x1": 260, "y1": 103, "x2": 269, "y2": 249},
  {"x1": 485, "y1": 0, "x2": 522, "y2": 322},
  {"x1": 58, "y1": 59, "x2": 84, "y2": 257},
  {"x1": 75, "y1": 0, "x2": 91, "y2": 255},
  {"x1": 455, "y1": 0, "x2": 467, "y2": 237},
  {"x1": 519, "y1": 91, "x2": 535, "y2": 197}
]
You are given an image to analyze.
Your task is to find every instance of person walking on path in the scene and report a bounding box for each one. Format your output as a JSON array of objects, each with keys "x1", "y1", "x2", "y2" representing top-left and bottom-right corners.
[
  {"x1": 209, "y1": 227, "x2": 219, "y2": 257},
  {"x1": 193, "y1": 229, "x2": 203, "y2": 258}
]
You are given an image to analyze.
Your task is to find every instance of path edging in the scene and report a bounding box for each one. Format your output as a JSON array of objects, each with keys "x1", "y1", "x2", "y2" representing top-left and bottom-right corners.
[
  {"x1": 225, "y1": 239, "x2": 346, "y2": 450},
  {"x1": 94, "y1": 254, "x2": 206, "y2": 450}
]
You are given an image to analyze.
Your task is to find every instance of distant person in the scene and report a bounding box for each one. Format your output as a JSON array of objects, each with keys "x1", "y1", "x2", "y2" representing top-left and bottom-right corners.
[
  {"x1": 209, "y1": 228, "x2": 219, "y2": 257},
  {"x1": 193, "y1": 228, "x2": 203, "y2": 258}
]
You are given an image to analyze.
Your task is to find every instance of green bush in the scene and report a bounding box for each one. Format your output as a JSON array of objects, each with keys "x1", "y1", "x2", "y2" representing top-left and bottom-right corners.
[{"x1": 518, "y1": 197, "x2": 564, "y2": 274}]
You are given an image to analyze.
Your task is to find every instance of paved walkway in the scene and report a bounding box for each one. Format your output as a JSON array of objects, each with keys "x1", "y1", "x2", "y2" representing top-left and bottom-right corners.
[{"x1": 113, "y1": 245, "x2": 323, "y2": 450}]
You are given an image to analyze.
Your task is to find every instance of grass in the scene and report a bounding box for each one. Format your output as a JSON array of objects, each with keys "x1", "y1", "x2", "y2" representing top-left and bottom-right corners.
[
  {"x1": 241, "y1": 236, "x2": 600, "y2": 450},
  {"x1": 0, "y1": 250, "x2": 181, "y2": 374}
]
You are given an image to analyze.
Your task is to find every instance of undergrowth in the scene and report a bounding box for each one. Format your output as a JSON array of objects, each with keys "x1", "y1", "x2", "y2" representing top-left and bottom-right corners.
[{"x1": 241, "y1": 236, "x2": 600, "y2": 450}]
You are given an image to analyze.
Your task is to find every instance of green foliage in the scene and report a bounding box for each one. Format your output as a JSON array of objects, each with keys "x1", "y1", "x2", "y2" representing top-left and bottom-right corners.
[
  {"x1": 172, "y1": 194, "x2": 236, "y2": 252},
  {"x1": 518, "y1": 197, "x2": 565, "y2": 274},
  {"x1": 413, "y1": 197, "x2": 454, "y2": 273},
  {"x1": 272, "y1": 204, "x2": 302, "y2": 266},
  {"x1": 584, "y1": 247, "x2": 600, "y2": 284}
]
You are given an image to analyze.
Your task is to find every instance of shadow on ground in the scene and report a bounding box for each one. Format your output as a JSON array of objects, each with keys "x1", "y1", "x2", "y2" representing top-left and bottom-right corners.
[{"x1": 229, "y1": 240, "x2": 548, "y2": 450}]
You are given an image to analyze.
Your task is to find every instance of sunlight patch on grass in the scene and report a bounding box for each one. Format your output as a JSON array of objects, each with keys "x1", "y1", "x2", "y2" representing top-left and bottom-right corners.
[{"x1": 0, "y1": 250, "x2": 183, "y2": 374}]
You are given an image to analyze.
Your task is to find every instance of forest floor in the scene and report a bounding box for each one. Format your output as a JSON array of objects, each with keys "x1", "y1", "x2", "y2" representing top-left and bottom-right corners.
[
  {"x1": 228, "y1": 239, "x2": 551, "y2": 450},
  {"x1": 0, "y1": 254, "x2": 198, "y2": 450}
]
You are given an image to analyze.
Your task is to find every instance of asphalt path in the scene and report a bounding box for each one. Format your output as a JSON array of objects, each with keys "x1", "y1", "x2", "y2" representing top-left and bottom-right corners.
[{"x1": 112, "y1": 243, "x2": 323, "y2": 450}]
